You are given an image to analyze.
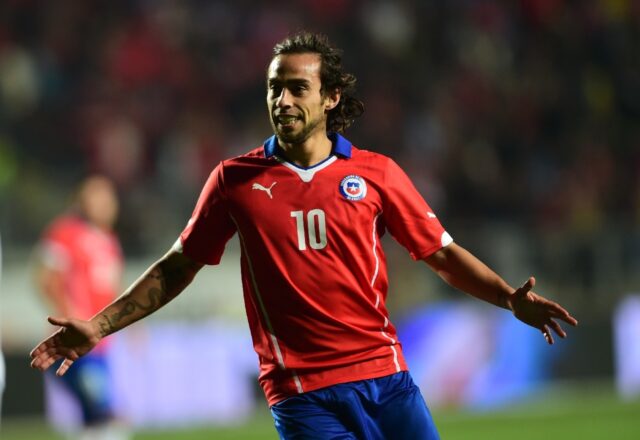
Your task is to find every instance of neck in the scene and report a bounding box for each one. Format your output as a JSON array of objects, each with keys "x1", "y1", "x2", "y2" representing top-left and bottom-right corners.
[
  {"x1": 75, "y1": 211, "x2": 113, "y2": 233},
  {"x1": 278, "y1": 131, "x2": 333, "y2": 167}
]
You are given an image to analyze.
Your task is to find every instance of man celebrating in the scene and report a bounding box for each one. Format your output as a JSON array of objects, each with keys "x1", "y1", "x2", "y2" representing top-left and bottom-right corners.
[{"x1": 31, "y1": 33, "x2": 577, "y2": 439}]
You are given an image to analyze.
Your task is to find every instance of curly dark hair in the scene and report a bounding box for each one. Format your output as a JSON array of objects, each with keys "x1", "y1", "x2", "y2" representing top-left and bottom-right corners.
[{"x1": 272, "y1": 32, "x2": 364, "y2": 133}]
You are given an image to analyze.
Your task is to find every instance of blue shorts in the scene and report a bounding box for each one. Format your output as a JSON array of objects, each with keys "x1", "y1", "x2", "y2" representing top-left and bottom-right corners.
[
  {"x1": 50, "y1": 353, "x2": 115, "y2": 425},
  {"x1": 270, "y1": 371, "x2": 440, "y2": 440}
]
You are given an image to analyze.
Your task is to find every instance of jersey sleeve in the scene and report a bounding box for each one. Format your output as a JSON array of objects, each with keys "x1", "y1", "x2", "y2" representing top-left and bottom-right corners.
[
  {"x1": 179, "y1": 162, "x2": 237, "y2": 265},
  {"x1": 381, "y1": 158, "x2": 453, "y2": 260}
]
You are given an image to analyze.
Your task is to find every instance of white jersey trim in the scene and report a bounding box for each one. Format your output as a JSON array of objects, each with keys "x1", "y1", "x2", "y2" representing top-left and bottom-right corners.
[
  {"x1": 372, "y1": 215, "x2": 401, "y2": 373},
  {"x1": 370, "y1": 212, "x2": 382, "y2": 290},
  {"x1": 370, "y1": 212, "x2": 382, "y2": 309},
  {"x1": 275, "y1": 155, "x2": 338, "y2": 182},
  {"x1": 441, "y1": 231, "x2": 453, "y2": 247},
  {"x1": 380, "y1": 329, "x2": 401, "y2": 372},
  {"x1": 229, "y1": 214, "x2": 304, "y2": 394},
  {"x1": 172, "y1": 237, "x2": 184, "y2": 253}
]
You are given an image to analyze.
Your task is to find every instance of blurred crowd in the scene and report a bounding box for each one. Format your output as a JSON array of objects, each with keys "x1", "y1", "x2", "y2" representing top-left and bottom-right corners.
[{"x1": 1, "y1": 0, "x2": 639, "y2": 309}]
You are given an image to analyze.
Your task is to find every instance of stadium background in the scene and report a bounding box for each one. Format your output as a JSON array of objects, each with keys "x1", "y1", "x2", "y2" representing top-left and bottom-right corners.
[{"x1": 1, "y1": 0, "x2": 640, "y2": 438}]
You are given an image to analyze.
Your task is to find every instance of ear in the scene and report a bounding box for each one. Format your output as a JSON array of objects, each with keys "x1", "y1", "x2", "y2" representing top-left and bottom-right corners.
[{"x1": 324, "y1": 88, "x2": 341, "y2": 111}]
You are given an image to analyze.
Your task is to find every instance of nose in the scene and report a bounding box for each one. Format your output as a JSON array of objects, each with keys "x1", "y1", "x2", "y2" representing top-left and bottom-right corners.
[{"x1": 275, "y1": 88, "x2": 292, "y2": 108}]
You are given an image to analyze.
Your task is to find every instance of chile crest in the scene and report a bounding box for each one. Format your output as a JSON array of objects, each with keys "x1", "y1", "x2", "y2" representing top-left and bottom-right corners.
[{"x1": 339, "y1": 175, "x2": 367, "y2": 201}]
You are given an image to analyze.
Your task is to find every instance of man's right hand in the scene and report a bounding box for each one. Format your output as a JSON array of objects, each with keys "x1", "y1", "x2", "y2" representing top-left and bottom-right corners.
[{"x1": 30, "y1": 316, "x2": 101, "y2": 376}]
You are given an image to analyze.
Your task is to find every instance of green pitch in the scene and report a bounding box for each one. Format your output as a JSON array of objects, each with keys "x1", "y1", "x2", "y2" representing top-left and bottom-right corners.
[
  {"x1": 2, "y1": 384, "x2": 639, "y2": 439},
  {"x1": 436, "y1": 385, "x2": 640, "y2": 440}
]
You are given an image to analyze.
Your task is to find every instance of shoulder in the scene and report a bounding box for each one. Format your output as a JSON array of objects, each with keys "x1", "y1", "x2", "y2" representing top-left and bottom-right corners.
[
  {"x1": 207, "y1": 145, "x2": 271, "y2": 178},
  {"x1": 221, "y1": 145, "x2": 267, "y2": 167},
  {"x1": 349, "y1": 145, "x2": 397, "y2": 173},
  {"x1": 43, "y1": 215, "x2": 87, "y2": 240},
  {"x1": 39, "y1": 215, "x2": 88, "y2": 264},
  {"x1": 196, "y1": 144, "x2": 272, "y2": 196},
  {"x1": 346, "y1": 146, "x2": 417, "y2": 195},
  {"x1": 351, "y1": 146, "x2": 391, "y2": 162},
  {"x1": 219, "y1": 141, "x2": 285, "y2": 181}
]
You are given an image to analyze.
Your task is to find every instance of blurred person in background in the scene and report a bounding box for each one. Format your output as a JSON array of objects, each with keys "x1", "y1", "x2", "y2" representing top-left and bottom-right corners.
[
  {"x1": 34, "y1": 176, "x2": 128, "y2": 440},
  {"x1": 30, "y1": 33, "x2": 577, "y2": 440}
]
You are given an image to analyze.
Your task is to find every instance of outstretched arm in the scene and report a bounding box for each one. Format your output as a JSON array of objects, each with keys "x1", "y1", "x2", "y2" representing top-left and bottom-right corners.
[
  {"x1": 30, "y1": 248, "x2": 203, "y2": 375},
  {"x1": 424, "y1": 243, "x2": 578, "y2": 344}
]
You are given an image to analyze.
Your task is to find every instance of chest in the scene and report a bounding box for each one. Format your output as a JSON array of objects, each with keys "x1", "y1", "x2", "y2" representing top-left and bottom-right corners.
[
  {"x1": 226, "y1": 162, "x2": 383, "y2": 247},
  {"x1": 71, "y1": 229, "x2": 121, "y2": 271}
]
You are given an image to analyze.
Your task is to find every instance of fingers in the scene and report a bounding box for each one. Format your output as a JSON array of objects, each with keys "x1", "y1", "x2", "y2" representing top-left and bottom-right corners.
[
  {"x1": 511, "y1": 277, "x2": 578, "y2": 343},
  {"x1": 542, "y1": 326, "x2": 554, "y2": 345},
  {"x1": 542, "y1": 303, "x2": 579, "y2": 327},
  {"x1": 522, "y1": 284, "x2": 579, "y2": 328},
  {"x1": 30, "y1": 328, "x2": 64, "y2": 357},
  {"x1": 541, "y1": 317, "x2": 576, "y2": 345},
  {"x1": 30, "y1": 354, "x2": 73, "y2": 376},
  {"x1": 523, "y1": 276, "x2": 535, "y2": 291},
  {"x1": 539, "y1": 299, "x2": 579, "y2": 327},
  {"x1": 30, "y1": 345, "x2": 75, "y2": 376},
  {"x1": 30, "y1": 317, "x2": 82, "y2": 376},
  {"x1": 30, "y1": 340, "x2": 62, "y2": 371},
  {"x1": 29, "y1": 343, "x2": 46, "y2": 358},
  {"x1": 47, "y1": 316, "x2": 71, "y2": 327},
  {"x1": 514, "y1": 276, "x2": 536, "y2": 298},
  {"x1": 548, "y1": 319, "x2": 566, "y2": 339},
  {"x1": 31, "y1": 354, "x2": 60, "y2": 371},
  {"x1": 557, "y1": 313, "x2": 578, "y2": 327},
  {"x1": 55, "y1": 358, "x2": 74, "y2": 376},
  {"x1": 30, "y1": 338, "x2": 56, "y2": 369},
  {"x1": 560, "y1": 308, "x2": 578, "y2": 326},
  {"x1": 29, "y1": 332, "x2": 69, "y2": 372},
  {"x1": 30, "y1": 344, "x2": 60, "y2": 371}
]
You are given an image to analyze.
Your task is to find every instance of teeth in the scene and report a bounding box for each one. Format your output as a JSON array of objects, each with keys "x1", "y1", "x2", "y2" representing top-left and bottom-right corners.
[{"x1": 278, "y1": 116, "x2": 297, "y2": 123}]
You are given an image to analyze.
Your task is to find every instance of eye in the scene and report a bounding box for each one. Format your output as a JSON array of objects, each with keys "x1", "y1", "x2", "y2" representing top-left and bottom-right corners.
[
  {"x1": 268, "y1": 83, "x2": 282, "y2": 96},
  {"x1": 292, "y1": 86, "x2": 306, "y2": 96}
]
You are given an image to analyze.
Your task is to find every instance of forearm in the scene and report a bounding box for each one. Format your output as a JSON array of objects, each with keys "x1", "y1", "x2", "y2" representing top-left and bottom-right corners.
[
  {"x1": 90, "y1": 250, "x2": 203, "y2": 339},
  {"x1": 425, "y1": 243, "x2": 514, "y2": 309}
]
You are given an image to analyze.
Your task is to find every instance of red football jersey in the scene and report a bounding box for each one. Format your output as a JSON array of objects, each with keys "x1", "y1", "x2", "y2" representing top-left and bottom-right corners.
[
  {"x1": 179, "y1": 133, "x2": 452, "y2": 405},
  {"x1": 40, "y1": 215, "x2": 123, "y2": 323}
]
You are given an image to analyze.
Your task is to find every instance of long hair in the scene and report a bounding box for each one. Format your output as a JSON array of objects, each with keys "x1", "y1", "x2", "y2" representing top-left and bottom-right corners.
[{"x1": 273, "y1": 32, "x2": 364, "y2": 133}]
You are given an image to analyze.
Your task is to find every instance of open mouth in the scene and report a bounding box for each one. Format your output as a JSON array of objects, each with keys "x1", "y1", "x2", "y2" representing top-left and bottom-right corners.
[{"x1": 276, "y1": 114, "x2": 300, "y2": 127}]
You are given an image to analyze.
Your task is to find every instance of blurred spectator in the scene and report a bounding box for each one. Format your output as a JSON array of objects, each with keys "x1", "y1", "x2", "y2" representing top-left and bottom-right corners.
[{"x1": 34, "y1": 176, "x2": 129, "y2": 440}]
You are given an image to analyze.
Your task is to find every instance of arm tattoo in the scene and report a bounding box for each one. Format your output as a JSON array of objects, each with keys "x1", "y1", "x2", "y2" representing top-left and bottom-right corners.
[
  {"x1": 146, "y1": 268, "x2": 167, "y2": 293},
  {"x1": 111, "y1": 289, "x2": 163, "y2": 324},
  {"x1": 102, "y1": 262, "x2": 189, "y2": 332},
  {"x1": 98, "y1": 314, "x2": 116, "y2": 337}
]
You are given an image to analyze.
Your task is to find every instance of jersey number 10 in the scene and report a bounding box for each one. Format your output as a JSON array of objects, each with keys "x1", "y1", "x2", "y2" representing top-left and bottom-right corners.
[{"x1": 291, "y1": 209, "x2": 327, "y2": 250}]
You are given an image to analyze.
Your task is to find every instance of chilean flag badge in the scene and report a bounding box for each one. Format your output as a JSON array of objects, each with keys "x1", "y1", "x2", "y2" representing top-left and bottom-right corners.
[{"x1": 339, "y1": 175, "x2": 367, "y2": 201}]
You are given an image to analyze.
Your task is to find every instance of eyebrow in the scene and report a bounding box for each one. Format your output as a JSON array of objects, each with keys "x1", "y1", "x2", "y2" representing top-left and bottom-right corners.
[{"x1": 267, "y1": 78, "x2": 311, "y2": 87}]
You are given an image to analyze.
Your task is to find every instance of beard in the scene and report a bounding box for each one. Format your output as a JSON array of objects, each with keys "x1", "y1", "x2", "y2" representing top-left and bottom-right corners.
[{"x1": 271, "y1": 114, "x2": 324, "y2": 145}]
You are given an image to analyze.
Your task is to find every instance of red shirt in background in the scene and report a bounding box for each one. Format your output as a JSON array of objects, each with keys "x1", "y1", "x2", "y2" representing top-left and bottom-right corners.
[{"x1": 40, "y1": 215, "x2": 123, "y2": 350}]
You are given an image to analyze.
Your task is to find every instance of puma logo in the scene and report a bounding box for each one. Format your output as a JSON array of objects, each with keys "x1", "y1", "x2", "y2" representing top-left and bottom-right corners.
[{"x1": 252, "y1": 182, "x2": 277, "y2": 199}]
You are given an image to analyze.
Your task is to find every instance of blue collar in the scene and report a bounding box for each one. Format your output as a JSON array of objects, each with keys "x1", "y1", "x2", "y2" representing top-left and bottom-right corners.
[{"x1": 263, "y1": 132, "x2": 352, "y2": 159}]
